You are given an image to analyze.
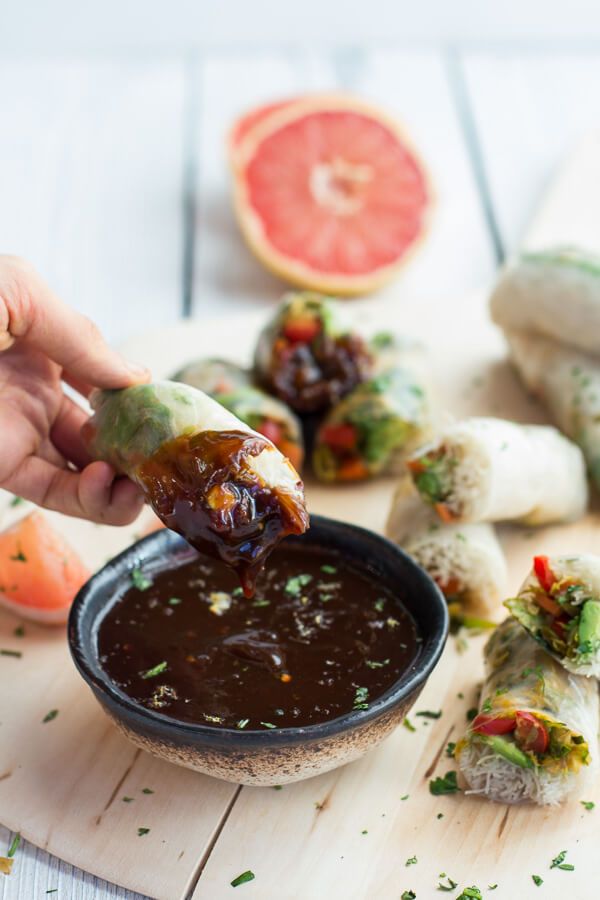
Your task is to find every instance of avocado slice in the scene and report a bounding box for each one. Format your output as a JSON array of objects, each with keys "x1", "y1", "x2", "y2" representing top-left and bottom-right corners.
[
  {"x1": 578, "y1": 600, "x2": 600, "y2": 657},
  {"x1": 480, "y1": 734, "x2": 534, "y2": 769}
]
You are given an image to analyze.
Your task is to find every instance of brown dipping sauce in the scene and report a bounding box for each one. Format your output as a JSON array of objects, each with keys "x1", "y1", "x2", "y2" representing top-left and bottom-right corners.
[
  {"x1": 136, "y1": 430, "x2": 308, "y2": 598},
  {"x1": 97, "y1": 545, "x2": 420, "y2": 729},
  {"x1": 267, "y1": 333, "x2": 373, "y2": 413}
]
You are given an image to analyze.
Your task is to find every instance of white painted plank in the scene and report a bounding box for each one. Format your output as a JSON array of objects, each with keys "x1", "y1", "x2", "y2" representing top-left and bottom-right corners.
[
  {"x1": 2, "y1": 1, "x2": 600, "y2": 52},
  {"x1": 191, "y1": 50, "x2": 496, "y2": 322},
  {"x1": 0, "y1": 60, "x2": 185, "y2": 343},
  {"x1": 0, "y1": 825, "x2": 148, "y2": 900},
  {"x1": 462, "y1": 53, "x2": 600, "y2": 252}
]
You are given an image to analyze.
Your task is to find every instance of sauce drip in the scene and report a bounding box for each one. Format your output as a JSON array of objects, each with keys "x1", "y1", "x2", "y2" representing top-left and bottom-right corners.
[
  {"x1": 136, "y1": 430, "x2": 308, "y2": 597},
  {"x1": 97, "y1": 545, "x2": 420, "y2": 729}
]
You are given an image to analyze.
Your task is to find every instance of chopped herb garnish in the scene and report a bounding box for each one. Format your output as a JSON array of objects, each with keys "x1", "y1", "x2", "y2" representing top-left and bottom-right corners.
[
  {"x1": 285, "y1": 574, "x2": 312, "y2": 596},
  {"x1": 437, "y1": 812, "x2": 444, "y2": 819},
  {"x1": 137, "y1": 827, "x2": 150, "y2": 836},
  {"x1": 365, "y1": 658, "x2": 390, "y2": 669},
  {"x1": 141, "y1": 661, "x2": 168, "y2": 679},
  {"x1": 10, "y1": 496, "x2": 23, "y2": 507},
  {"x1": 361, "y1": 829, "x2": 368, "y2": 835},
  {"x1": 446, "y1": 742, "x2": 456, "y2": 758},
  {"x1": 457, "y1": 692, "x2": 464, "y2": 699},
  {"x1": 320, "y1": 564, "x2": 337, "y2": 574},
  {"x1": 437, "y1": 875, "x2": 457, "y2": 891},
  {"x1": 581, "y1": 800, "x2": 595, "y2": 810},
  {"x1": 353, "y1": 686, "x2": 369, "y2": 710},
  {"x1": 260, "y1": 722, "x2": 276, "y2": 729},
  {"x1": 532, "y1": 875, "x2": 543, "y2": 886},
  {"x1": 46, "y1": 891, "x2": 58, "y2": 895},
  {"x1": 488, "y1": 885, "x2": 498, "y2": 891},
  {"x1": 0, "y1": 649, "x2": 22, "y2": 658},
  {"x1": 374, "y1": 598, "x2": 386, "y2": 612},
  {"x1": 401, "y1": 794, "x2": 409, "y2": 801},
  {"x1": 550, "y1": 850, "x2": 569, "y2": 869},
  {"x1": 252, "y1": 598, "x2": 270, "y2": 608},
  {"x1": 403, "y1": 717, "x2": 416, "y2": 732},
  {"x1": 236, "y1": 719, "x2": 249, "y2": 729},
  {"x1": 401, "y1": 892, "x2": 416, "y2": 900},
  {"x1": 405, "y1": 855, "x2": 417, "y2": 866},
  {"x1": 131, "y1": 568, "x2": 152, "y2": 591},
  {"x1": 13, "y1": 625, "x2": 25, "y2": 637},
  {"x1": 42, "y1": 709, "x2": 58, "y2": 723},
  {"x1": 122, "y1": 796, "x2": 134, "y2": 803},
  {"x1": 7, "y1": 833, "x2": 20, "y2": 857},
  {"x1": 481, "y1": 697, "x2": 492, "y2": 713},
  {"x1": 416, "y1": 710, "x2": 442, "y2": 719},
  {"x1": 203, "y1": 713, "x2": 224, "y2": 724},
  {"x1": 455, "y1": 888, "x2": 482, "y2": 900},
  {"x1": 466, "y1": 707, "x2": 478, "y2": 721},
  {"x1": 10, "y1": 549, "x2": 26, "y2": 562},
  {"x1": 429, "y1": 771, "x2": 460, "y2": 795},
  {"x1": 142, "y1": 788, "x2": 154, "y2": 794},
  {"x1": 272, "y1": 785, "x2": 282, "y2": 790},
  {"x1": 168, "y1": 597, "x2": 182, "y2": 606},
  {"x1": 231, "y1": 870, "x2": 255, "y2": 887},
  {"x1": 232, "y1": 587, "x2": 244, "y2": 597}
]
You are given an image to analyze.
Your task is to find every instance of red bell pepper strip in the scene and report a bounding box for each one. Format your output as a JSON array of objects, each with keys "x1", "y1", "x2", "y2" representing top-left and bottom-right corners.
[{"x1": 533, "y1": 555, "x2": 556, "y2": 594}]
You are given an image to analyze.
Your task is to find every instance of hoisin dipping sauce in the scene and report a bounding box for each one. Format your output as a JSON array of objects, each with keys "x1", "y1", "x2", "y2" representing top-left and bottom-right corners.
[{"x1": 97, "y1": 545, "x2": 420, "y2": 729}]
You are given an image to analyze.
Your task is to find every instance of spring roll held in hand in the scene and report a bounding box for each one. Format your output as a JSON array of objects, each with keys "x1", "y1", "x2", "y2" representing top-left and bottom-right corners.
[
  {"x1": 385, "y1": 477, "x2": 507, "y2": 620},
  {"x1": 490, "y1": 247, "x2": 600, "y2": 355},
  {"x1": 406, "y1": 417, "x2": 587, "y2": 526},
  {"x1": 83, "y1": 382, "x2": 309, "y2": 595},
  {"x1": 456, "y1": 618, "x2": 599, "y2": 805},
  {"x1": 506, "y1": 330, "x2": 600, "y2": 489},
  {"x1": 506, "y1": 555, "x2": 600, "y2": 678}
]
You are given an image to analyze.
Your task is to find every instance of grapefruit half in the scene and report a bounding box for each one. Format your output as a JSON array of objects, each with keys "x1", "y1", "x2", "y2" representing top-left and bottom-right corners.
[{"x1": 231, "y1": 94, "x2": 431, "y2": 296}]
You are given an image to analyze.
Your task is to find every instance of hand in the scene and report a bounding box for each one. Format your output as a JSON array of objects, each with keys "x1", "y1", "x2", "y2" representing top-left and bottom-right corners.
[{"x1": 0, "y1": 256, "x2": 150, "y2": 524}]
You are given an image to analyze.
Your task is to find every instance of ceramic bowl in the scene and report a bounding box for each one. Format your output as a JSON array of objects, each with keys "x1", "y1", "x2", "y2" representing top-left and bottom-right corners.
[{"x1": 68, "y1": 515, "x2": 448, "y2": 786}]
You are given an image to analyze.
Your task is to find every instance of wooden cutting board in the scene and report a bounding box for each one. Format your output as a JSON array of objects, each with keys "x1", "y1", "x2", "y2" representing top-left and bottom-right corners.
[{"x1": 1, "y1": 135, "x2": 600, "y2": 900}]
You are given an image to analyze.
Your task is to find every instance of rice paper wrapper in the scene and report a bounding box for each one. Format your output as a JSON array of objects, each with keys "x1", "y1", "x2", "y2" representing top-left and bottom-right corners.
[
  {"x1": 490, "y1": 247, "x2": 600, "y2": 356},
  {"x1": 173, "y1": 358, "x2": 251, "y2": 396},
  {"x1": 457, "y1": 618, "x2": 599, "y2": 804},
  {"x1": 506, "y1": 329, "x2": 600, "y2": 490}
]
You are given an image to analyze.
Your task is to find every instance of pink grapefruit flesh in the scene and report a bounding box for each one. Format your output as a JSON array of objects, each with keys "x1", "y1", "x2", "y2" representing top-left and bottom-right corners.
[
  {"x1": 231, "y1": 95, "x2": 430, "y2": 295},
  {"x1": 0, "y1": 512, "x2": 91, "y2": 624}
]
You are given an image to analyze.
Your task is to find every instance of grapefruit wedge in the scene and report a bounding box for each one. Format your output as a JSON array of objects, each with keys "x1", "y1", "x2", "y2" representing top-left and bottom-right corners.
[{"x1": 231, "y1": 94, "x2": 431, "y2": 296}]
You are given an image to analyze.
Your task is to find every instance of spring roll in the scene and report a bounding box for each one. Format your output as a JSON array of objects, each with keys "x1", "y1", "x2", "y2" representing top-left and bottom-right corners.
[
  {"x1": 216, "y1": 387, "x2": 304, "y2": 472},
  {"x1": 254, "y1": 292, "x2": 372, "y2": 413},
  {"x1": 406, "y1": 417, "x2": 587, "y2": 526},
  {"x1": 385, "y1": 477, "x2": 507, "y2": 621},
  {"x1": 83, "y1": 381, "x2": 309, "y2": 594},
  {"x1": 173, "y1": 358, "x2": 251, "y2": 395},
  {"x1": 490, "y1": 247, "x2": 600, "y2": 355},
  {"x1": 506, "y1": 555, "x2": 600, "y2": 678},
  {"x1": 456, "y1": 618, "x2": 599, "y2": 805},
  {"x1": 505, "y1": 329, "x2": 600, "y2": 489},
  {"x1": 312, "y1": 346, "x2": 434, "y2": 481}
]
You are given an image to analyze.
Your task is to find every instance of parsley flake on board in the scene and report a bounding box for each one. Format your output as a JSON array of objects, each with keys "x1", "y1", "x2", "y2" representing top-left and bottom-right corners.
[
  {"x1": 532, "y1": 875, "x2": 543, "y2": 886},
  {"x1": 581, "y1": 800, "x2": 595, "y2": 810},
  {"x1": 401, "y1": 892, "x2": 416, "y2": 900},
  {"x1": 401, "y1": 794, "x2": 409, "y2": 801},
  {"x1": 416, "y1": 710, "x2": 442, "y2": 719},
  {"x1": 10, "y1": 496, "x2": 23, "y2": 507},
  {"x1": 550, "y1": 850, "x2": 568, "y2": 869},
  {"x1": 137, "y1": 827, "x2": 150, "y2": 837},
  {"x1": 142, "y1": 788, "x2": 154, "y2": 794},
  {"x1": 466, "y1": 707, "x2": 478, "y2": 721},
  {"x1": 0, "y1": 649, "x2": 22, "y2": 658},
  {"x1": 445, "y1": 742, "x2": 456, "y2": 757},
  {"x1": 13, "y1": 625, "x2": 25, "y2": 637},
  {"x1": 437, "y1": 875, "x2": 457, "y2": 891},
  {"x1": 131, "y1": 568, "x2": 152, "y2": 591},
  {"x1": 122, "y1": 796, "x2": 134, "y2": 803},
  {"x1": 403, "y1": 718, "x2": 416, "y2": 732},
  {"x1": 405, "y1": 855, "x2": 417, "y2": 866},
  {"x1": 42, "y1": 709, "x2": 58, "y2": 723},
  {"x1": 141, "y1": 661, "x2": 168, "y2": 679},
  {"x1": 455, "y1": 888, "x2": 482, "y2": 900},
  {"x1": 429, "y1": 771, "x2": 460, "y2": 795},
  {"x1": 284, "y1": 574, "x2": 312, "y2": 596},
  {"x1": 231, "y1": 870, "x2": 255, "y2": 887}
]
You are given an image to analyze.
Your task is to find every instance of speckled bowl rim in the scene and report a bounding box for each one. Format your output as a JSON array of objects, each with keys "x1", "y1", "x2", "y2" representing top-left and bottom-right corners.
[{"x1": 68, "y1": 515, "x2": 449, "y2": 747}]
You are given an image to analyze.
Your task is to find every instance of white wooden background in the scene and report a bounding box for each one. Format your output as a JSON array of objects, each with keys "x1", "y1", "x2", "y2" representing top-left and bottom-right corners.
[{"x1": 3, "y1": 9, "x2": 600, "y2": 896}]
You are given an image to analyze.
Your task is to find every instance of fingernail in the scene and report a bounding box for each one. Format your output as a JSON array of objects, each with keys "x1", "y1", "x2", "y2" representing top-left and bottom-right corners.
[{"x1": 124, "y1": 359, "x2": 150, "y2": 377}]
